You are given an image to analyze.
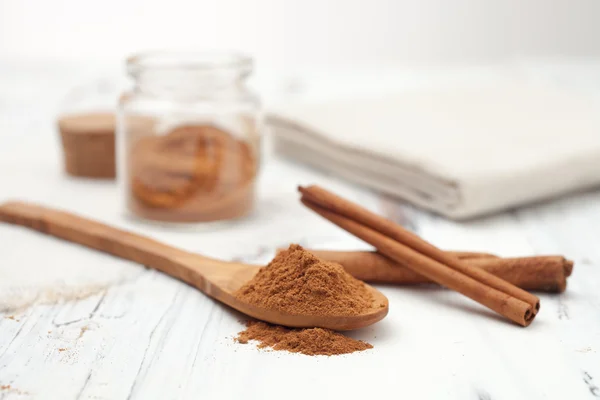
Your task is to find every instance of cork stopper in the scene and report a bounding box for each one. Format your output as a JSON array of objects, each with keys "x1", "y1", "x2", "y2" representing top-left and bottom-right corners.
[{"x1": 58, "y1": 112, "x2": 116, "y2": 179}]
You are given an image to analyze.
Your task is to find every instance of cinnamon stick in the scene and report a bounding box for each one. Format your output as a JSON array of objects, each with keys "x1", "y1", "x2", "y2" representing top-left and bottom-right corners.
[
  {"x1": 304, "y1": 250, "x2": 571, "y2": 293},
  {"x1": 427, "y1": 251, "x2": 574, "y2": 277},
  {"x1": 299, "y1": 185, "x2": 540, "y2": 326},
  {"x1": 450, "y1": 251, "x2": 499, "y2": 260}
]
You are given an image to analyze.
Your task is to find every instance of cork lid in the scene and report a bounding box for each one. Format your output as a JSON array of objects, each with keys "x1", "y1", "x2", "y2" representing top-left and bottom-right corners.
[
  {"x1": 58, "y1": 112, "x2": 117, "y2": 179},
  {"x1": 58, "y1": 112, "x2": 116, "y2": 135}
]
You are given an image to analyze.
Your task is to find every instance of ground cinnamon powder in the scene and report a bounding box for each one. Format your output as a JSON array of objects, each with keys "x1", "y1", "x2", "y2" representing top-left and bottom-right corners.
[
  {"x1": 235, "y1": 244, "x2": 374, "y2": 316},
  {"x1": 234, "y1": 245, "x2": 375, "y2": 356},
  {"x1": 236, "y1": 321, "x2": 372, "y2": 356}
]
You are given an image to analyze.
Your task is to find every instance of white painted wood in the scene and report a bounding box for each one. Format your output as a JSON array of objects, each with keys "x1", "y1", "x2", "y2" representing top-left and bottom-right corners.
[{"x1": 0, "y1": 59, "x2": 599, "y2": 400}]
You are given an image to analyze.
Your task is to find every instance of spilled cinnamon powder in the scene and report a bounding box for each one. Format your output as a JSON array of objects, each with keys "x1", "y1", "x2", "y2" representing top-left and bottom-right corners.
[
  {"x1": 236, "y1": 321, "x2": 372, "y2": 356},
  {"x1": 235, "y1": 244, "x2": 374, "y2": 316}
]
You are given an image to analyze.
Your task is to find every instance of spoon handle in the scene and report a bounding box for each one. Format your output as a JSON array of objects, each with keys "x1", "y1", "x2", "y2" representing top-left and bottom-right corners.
[
  {"x1": 0, "y1": 201, "x2": 390, "y2": 330},
  {"x1": 0, "y1": 201, "x2": 224, "y2": 292}
]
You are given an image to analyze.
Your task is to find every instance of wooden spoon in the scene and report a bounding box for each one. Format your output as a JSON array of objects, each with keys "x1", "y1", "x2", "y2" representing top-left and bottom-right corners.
[{"x1": 0, "y1": 201, "x2": 388, "y2": 331}]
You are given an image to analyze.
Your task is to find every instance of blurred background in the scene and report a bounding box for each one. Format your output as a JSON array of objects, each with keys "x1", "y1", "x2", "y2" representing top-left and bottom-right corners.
[
  {"x1": 2, "y1": 0, "x2": 600, "y2": 67},
  {"x1": 2, "y1": 0, "x2": 600, "y2": 220}
]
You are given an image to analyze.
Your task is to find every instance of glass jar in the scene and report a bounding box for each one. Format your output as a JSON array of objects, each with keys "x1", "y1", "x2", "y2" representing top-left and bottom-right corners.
[{"x1": 117, "y1": 52, "x2": 261, "y2": 223}]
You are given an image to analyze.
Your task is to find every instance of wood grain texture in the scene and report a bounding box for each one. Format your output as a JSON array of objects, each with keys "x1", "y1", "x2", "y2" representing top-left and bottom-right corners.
[
  {"x1": 0, "y1": 201, "x2": 388, "y2": 331},
  {"x1": 1, "y1": 176, "x2": 599, "y2": 399}
]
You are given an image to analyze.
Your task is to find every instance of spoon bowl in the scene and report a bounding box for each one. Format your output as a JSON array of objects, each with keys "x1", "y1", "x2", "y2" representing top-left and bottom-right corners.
[{"x1": 0, "y1": 201, "x2": 389, "y2": 331}]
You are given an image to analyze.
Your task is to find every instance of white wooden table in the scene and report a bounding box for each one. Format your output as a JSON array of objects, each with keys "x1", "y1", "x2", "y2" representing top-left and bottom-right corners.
[{"x1": 1, "y1": 59, "x2": 599, "y2": 400}]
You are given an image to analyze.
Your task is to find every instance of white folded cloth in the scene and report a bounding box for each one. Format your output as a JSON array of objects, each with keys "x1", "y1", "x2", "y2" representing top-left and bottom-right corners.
[{"x1": 269, "y1": 81, "x2": 600, "y2": 219}]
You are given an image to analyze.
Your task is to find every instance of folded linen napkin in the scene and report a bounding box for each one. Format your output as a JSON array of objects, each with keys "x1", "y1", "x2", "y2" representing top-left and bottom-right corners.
[{"x1": 269, "y1": 81, "x2": 600, "y2": 219}]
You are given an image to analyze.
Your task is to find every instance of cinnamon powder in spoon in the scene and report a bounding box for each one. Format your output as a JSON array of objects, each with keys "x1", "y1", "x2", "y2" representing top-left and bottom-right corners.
[
  {"x1": 235, "y1": 244, "x2": 374, "y2": 316},
  {"x1": 234, "y1": 244, "x2": 375, "y2": 355}
]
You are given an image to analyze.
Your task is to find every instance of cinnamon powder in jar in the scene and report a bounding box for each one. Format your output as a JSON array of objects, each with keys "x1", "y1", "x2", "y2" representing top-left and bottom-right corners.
[
  {"x1": 234, "y1": 245, "x2": 375, "y2": 356},
  {"x1": 127, "y1": 124, "x2": 258, "y2": 223}
]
